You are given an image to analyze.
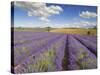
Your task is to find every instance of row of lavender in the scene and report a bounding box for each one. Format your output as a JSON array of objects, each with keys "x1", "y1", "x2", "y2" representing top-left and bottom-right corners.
[
  {"x1": 67, "y1": 35, "x2": 97, "y2": 70},
  {"x1": 14, "y1": 31, "x2": 67, "y2": 73},
  {"x1": 13, "y1": 31, "x2": 97, "y2": 73}
]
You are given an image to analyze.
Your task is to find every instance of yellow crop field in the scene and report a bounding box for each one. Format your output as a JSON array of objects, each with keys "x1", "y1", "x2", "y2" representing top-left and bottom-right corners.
[{"x1": 50, "y1": 28, "x2": 97, "y2": 35}]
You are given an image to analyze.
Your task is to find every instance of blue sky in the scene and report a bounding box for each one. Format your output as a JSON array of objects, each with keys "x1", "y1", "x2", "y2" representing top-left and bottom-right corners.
[{"x1": 13, "y1": 2, "x2": 97, "y2": 28}]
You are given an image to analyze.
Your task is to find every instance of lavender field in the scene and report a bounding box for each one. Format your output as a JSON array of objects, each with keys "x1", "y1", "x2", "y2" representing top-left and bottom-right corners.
[{"x1": 12, "y1": 31, "x2": 97, "y2": 73}]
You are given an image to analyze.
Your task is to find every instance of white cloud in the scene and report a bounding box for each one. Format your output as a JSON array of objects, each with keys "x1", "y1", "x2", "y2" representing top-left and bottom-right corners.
[
  {"x1": 67, "y1": 21, "x2": 96, "y2": 28},
  {"x1": 79, "y1": 11, "x2": 97, "y2": 18},
  {"x1": 41, "y1": 21, "x2": 97, "y2": 28},
  {"x1": 14, "y1": 1, "x2": 63, "y2": 22},
  {"x1": 39, "y1": 17, "x2": 50, "y2": 22},
  {"x1": 81, "y1": 21, "x2": 96, "y2": 28}
]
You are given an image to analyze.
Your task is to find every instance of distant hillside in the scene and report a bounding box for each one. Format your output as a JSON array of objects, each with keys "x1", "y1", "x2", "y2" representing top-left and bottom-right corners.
[{"x1": 13, "y1": 27, "x2": 56, "y2": 32}]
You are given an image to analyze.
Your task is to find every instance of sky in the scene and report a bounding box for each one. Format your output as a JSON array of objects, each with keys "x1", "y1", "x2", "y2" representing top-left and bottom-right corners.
[{"x1": 12, "y1": 1, "x2": 97, "y2": 28}]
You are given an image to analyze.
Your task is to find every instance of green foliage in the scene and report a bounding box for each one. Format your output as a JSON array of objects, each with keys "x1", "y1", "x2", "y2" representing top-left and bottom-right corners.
[
  {"x1": 26, "y1": 50, "x2": 56, "y2": 72},
  {"x1": 46, "y1": 27, "x2": 51, "y2": 32}
]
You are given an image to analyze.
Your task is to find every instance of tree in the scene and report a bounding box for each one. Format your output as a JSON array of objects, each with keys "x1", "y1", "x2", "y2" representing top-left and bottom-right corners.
[
  {"x1": 93, "y1": 26, "x2": 97, "y2": 29},
  {"x1": 46, "y1": 27, "x2": 51, "y2": 32},
  {"x1": 87, "y1": 31, "x2": 90, "y2": 35}
]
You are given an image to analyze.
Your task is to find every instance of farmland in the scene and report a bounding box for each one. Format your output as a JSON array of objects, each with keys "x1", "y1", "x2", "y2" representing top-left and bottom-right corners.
[
  {"x1": 14, "y1": 27, "x2": 97, "y2": 35},
  {"x1": 11, "y1": 1, "x2": 98, "y2": 74},
  {"x1": 50, "y1": 28, "x2": 97, "y2": 36},
  {"x1": 12, "y1": 28, "x2": 97, "y2": 73}
]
